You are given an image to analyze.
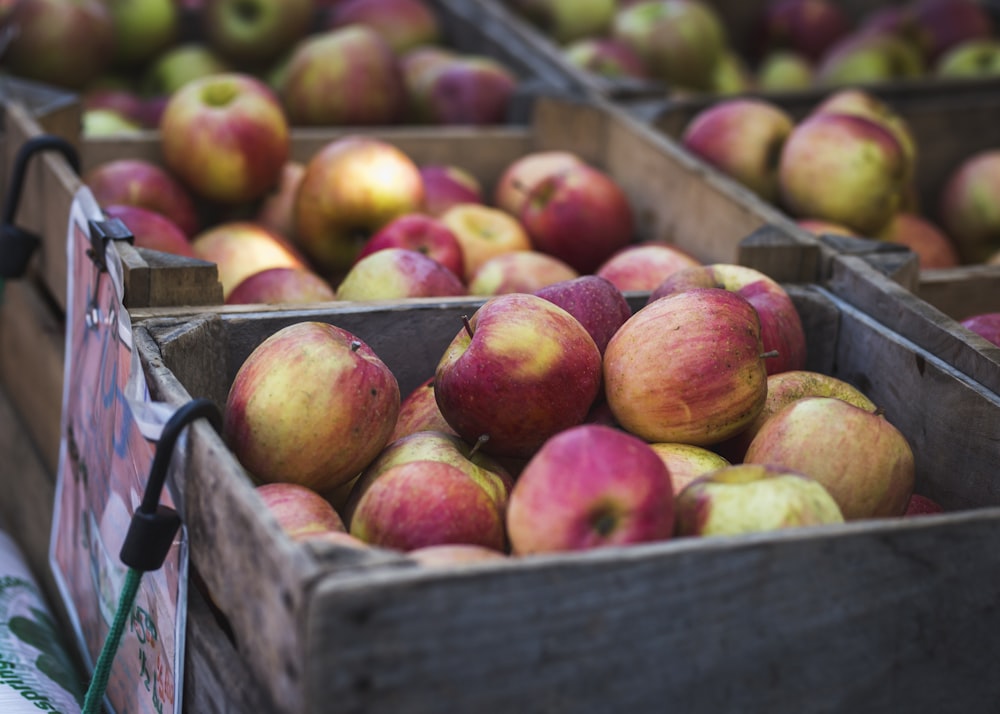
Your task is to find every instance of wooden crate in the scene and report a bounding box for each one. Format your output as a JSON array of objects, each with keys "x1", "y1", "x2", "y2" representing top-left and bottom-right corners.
[{"x1": 130, "y1": 271, "x2": 1000, "y2": 714}]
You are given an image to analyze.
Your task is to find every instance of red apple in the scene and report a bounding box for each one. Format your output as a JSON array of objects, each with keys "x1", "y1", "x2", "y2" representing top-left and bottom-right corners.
[
  {"x1": 191, "y1": 221, "x2": 307, "y2": 299},
  {"x1": 534, "y1": 274, "x2": 632, "y2": 355},
  {"x1": 357, "y1": 213, "x2": 465, "y2": 280},
  {"x1": 604, "y1": 288, "x2": 768, "y2": 445},
  {"x1": 796, "y1": 218, "x2": 858, "y2": 238},
  {"x1": 506, "y1": 424, "x2": 674, "y2": 555},
  {"x1": 419, "y1": 164, "x2": 484, "y2": 217},
  {"x1": 388, "y1": 377, "x2": 458, "y2": 443},
  {"x1": 82, "y1": 86, "x2": 148, "y2": 126},
  {"x1": 754, "y1": 0, "x2": 851, "y2": 62},
  {"x1": 83, "y1": 158, "x2": 201, "y2": 238},
  {"x1": 225, "y1": 267, "x2": 336, "y2": 305},
  {"x1": 561, "y1": 37, "x2": 649, "y2": 79},
  {"x1": 518, "y1": 162, "x2": 635, "y2": 275},
  {"x1": 293, "y1": 136, "x2": 426, "y2": 278},
  {"x1": 159, "y1": 72, "x2": 290, "y2": 205},
  {"x1": 938, "y1": 149, "x2": 1000, "y2": 264},
  {"x1": 744, "y1": 396, "x2": 915, "y2": 520},
  {"x1": 911, "y1": 0, "x2": 994, "y2": 63},
  {"x1": 335, "y1": 248, "x2": 467, "y2": 301},
  {"x1": 594, "y1": 241, "x2": 701, "y2": 292},
  {"x1": 493, "y1": 150, "x2": 584, "y2": 217},
  {"x1": 223, "y1": 321, "x2": 401, "y2": 495},
  {"x1": 201, "y1": 0, "x2": 314, "y2": 68},
  {"x1": 408, "y1": 55, "x2": 518, "y2": 126},
  {"x1": 876, "y1": 212, "x2": 960, "y2": 269},
  {"x1": 960, "y1": 313, "x2": 1000, "y2": 347},
  {"x1": 648, "y1": 443, "x2": 729, "y2": 496},
  {"x1": 255, "y1": 482, "x2": 346, "y2": 541},
  {"x1": 434, "y1": 293, "x2": 603, "y2": 459},
  {"x1": 468, "y1": 251, "x2": 579, "y2": 296},
  {"x1": 649, "y1": 263, "x2": 807, "y2": 375},
  {"x1": 102, "y1": 204, "x2": 196, "y2": 258},
  {"x1": 439, "y1": 203, "x2": 533, "y2": 281},
  {"x1": 675, "y1": 464, "x2": 844, "y2": 537},
  {"x1": 254, "y1": 160, "x2": 306, "y2": 240},
  {"x1": 323, "y1": 0, "x2": 441, "y2": 55},
  {"x1": 904, "y1": 493, "x2": 945, "y2": 517}
]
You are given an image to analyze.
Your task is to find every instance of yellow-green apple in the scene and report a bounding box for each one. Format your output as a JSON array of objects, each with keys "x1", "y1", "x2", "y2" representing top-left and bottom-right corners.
[
  {"x1": 293, "y1": 136, "x2": 425, "y2": 277},
  {"x1": 468, "y1": 251, "x2": 578, "y2": 296},
  {"x1": 604, "y1": 288, "x2": 768, "y2": 445},
  {"x1": 160, "y1": 72, "x2": 290, "y2": 206},
  {"x1": 911, "y1": 0, "x2": 994, "y2": 63},
  {"x1": 510, "y1": 0, "x2": 616, "y2": 44},
  {"x1": 335, "y1": 248, "x2": 467, "y2": 300},
  {"x1": 434, "y1": 293, "x2": 603, "y2": 459},
  {"x1": 710, "y1": 50, "x2": 756, "y2": 94},
  {"x1": 778, "y1": 111, "x2": 909, "y2": 235},
  {"x1": 960, "y1": 313, "x2": 1000, "y2": 347},
  {"x1": 534, "y1": 275, "x2": 632, "y2": 355},
  {"x1": 83, "y1": 158, "x2": 201, "y2": 237},
  {"x1": 280, "y1": 25, "x2": 406, "y2": 126},
  {"x1": 419, "y1": 164, "x2": 484, "y2": 217},
  {"x1": 83, "y1": 109, "x2": 144, "y2": 137},
  {"x1": 611, "y1": 0, "x2": 727, "y2": 91},
  {"x1": 255, "y1": 482, "x2": 346, "y2": 541},
  {"x1": 102, "y1": 204, "x2": 196, "y2": 258},
  {"x1": 904, "y1": 493, "x2": 945, "y2": 517},
  {"x1": 562, "y1": 37, "x2": 649, "y2": 79},
  {"x1": 648, "y1": 442, "x2": 729, "y2": 496},
  {"x1": 223, "y1": 321, "x2": 400, "y2": 494},
  {"x1": 649, "y1": 263, "x2": 807, "y2": 375},
  {"x1": 140, "y1": 42, "x2": 232, "y2": 97},
  {"x1": 407, "y1": 543, "x2": 507, "y2": 566},
  {"x1": 439, "y1": 203, "x2": 533, "y2": 280},
  {"x1": 518, "y1": 162, "x2": 635, "y2": 275},
  {"x1": 323, "y1": 0, "x2": 441, "y2": 54},
  {"x1": 876, "y1": 212, "x2": 960, "y2": 269},
  {"x1": 225, "y1": 266, "x2": 336, "y2": 305},
  {"x1": 389, "y1": 377, "x2": 458, "y2": 443},
  {"x1": 935, "y1": 39, "x2": 1000, "y2": 77},
  {"x1": 755, "y1": 49, "x2": 814, "y2": 91},
  {"x1": 4, "y1": 0, "x2": 114, "y2": 89},
  {"x1": 674, "y1": 464, "x2": 844, "y2": 537},
  {"x1": 346, "y1": 460, "x2": 508, "y2": 551},
  {"x1": 594, "y1": 241, "x2": 701, "y2": 292},
  {"x1": 796, "y1": 218, "x2": 858, "y2": 237},
  {"x1": 680, "y1": 98, "x2": 795, "y2": 203},
  {"x1": 408, "y1": 55, "x2": 518, "y2": 125},
  {"x1": 82, "y1": 85, "x2": 149, "y2": 126},
  {"x1": 815, "y1": 32, "x2": 925, "y2": 87},
  {"x1": 254, "y1": 160, "x2": 305, "y2": 240},
  {"x1": 506, "y1": 423, "x2": 675, "y2": 555},
  {"x1": 356, "y1": 213, "x2": 465, "y2": 280},
  {"x1": 939, "y1": 149, "x2": 1000, "y2": 263},
  {"x1": 753, "y1": 0, "x2": 850, "y2": 62},
  {"x1": 744, "y1": 396, "x2": 915, "y2": 520},
  {"x1": 714, "y1": 369, "x2": 877, "y2": 463},
  {"x1": 201, "y1": 0, "x2": 313, "y2": 68},
  {"x1": 191, "y1": 221, "x2": 307, "y2": 299},
  {"x1": 107, "y1": 0, "x2": 179, "y2": 67},
  {"x1": 493, "y1": 150, "x2": 584, "y2": 217}
]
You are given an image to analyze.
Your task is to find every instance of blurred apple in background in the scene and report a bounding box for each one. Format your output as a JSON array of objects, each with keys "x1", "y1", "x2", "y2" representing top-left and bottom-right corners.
[
  {"x1": 755, "y1": 49, "x2": 814, "y2": 91},
  {"x1": 648, "y1": 442, "x2": 729, "y2": 496},
  {"x1": 510, "y1": 0, "x2": 616, "y2": 44},
  {"x1": 407, "y1": 55, "x2": 518, "y2": 125},
  {"x1": 82, "y1": 86, "x2": 149, "y2": 127},
  {"x1": 506, "y1": 424, "x2": 674, "y2": 555},
  {"x1": 796, "y1": 218, "x2": 858, "y2": 238},
  {"x1": 604, "y1": 288, "x2": 768, "y2": 445},
  {"x1": 680, "y1": 98, "x2": 795, "y2": 204},
  {"x1": 191, "y1": 221, "x2": 307, "y2": 299},
  {"x1": 225, "y1": 266, "x2": 336, "y2": 305},
  {"x1": 255, "y1": 482, "x2": 347, "y2": 541},
  {"x1": 935, "y1": 38, "x2": 1000, "y2": 77},
  {"x1": 201, "y1": 0, "x2": 313, "y2": 68},
  {"x1": 519, "y1": 162, "x2": 635, "y2": 275},
  {"x1": 160, "y1": 72, "x2": 290, "y2": 205},
  {"x1": 83, "y1": 109, "x2": 144, "y2": 137},
  {"x1": 140, "y1": 42, "x2": 233, "y2": 97},
  {"x1": 439, "y1": 203, "x2": 532, "y2": 280},
  {"x1": 744, "y1": 396, "x2": 915, "y2": 520},
  {"x1": 335, "y1": 248, "x2": 467, "y2": 300},
  {"x1": 408, "y1": 543, "x2": 507, "y2": 566},
  {"x1": 675, "y1": 464, "x2": 844, "y2": 537},
  {"x1": 562, "y1": 37, "x2": 649, "y2": 79},
  {"x1": 959, "y1": 312, "x2": 1000, "y2": 347},
  {"x1": 434, "y1": 293, "x2": 603, "y2": 459},
  {"x1": 84, "y1": 158, "x2": 202, "y2": 237},
  {"x1": 280, "y1": 25, "x2": 407, "y2": 126},
  {"x1": 419, "y1": 164, "x2": 484, "y2": 217},
  {"x1": 493, "y1": 150, "x2": 583, "y2": 217},
  {"x1": 753, "y1": 0, "x2": 851, "y2": 63},
  {"x1": 594, "y1": 241, "x2": 701, "y2": 292},
  {"x1": 323, "y1": 0, "x2": 441, "y2": 54},
  {"x1": 224, "y1": 321, "x2": 400, "y2": 496},
  {"x1": 3, "y1": 0, "x2": 114, "y2": 90},
  {"x1": 876, "y1": 212, "x2": 960, "y2": 269},
  {"x1": 107, "y1": 0, "x2": 179, "y2": 67},
  {"x1": 815, "y1": 32, "x2": 924, "y2": 87},
  {"x1": 254, "y1": 161, "x2": 306, "y2": 239},
  {"x1": 467, "y1": 251, "x2": 578, "y2": 296},
  {"x1": 102, "y1": 204, "x2": 196, "y2": 258},
  {"x1": 534, "y1": 274, "x2": 632, "y2": 355},
  {"x1": 939, "y1": 149, "x2": 1000, "y2": 263},
  {"x1": 910, "y1": 0, "x2": 994, "y2": 64},
  {"x1": 356, "y1": 213, "x2": 465, "y2": 280},
  {"x1": 904, "y1": 493, "x2": 946, "y2": 516},
  {"x1": 293, "y1": 136, "x2": 425, "y2": 278},
  {"x1": 389, "y1": 377, "x2": 458, "y2": 443}
]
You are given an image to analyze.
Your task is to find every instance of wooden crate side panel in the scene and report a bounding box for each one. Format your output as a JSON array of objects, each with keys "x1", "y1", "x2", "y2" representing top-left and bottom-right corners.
[{"x1": 915, "y1": 265, "x2": 1000, "y2": 319}]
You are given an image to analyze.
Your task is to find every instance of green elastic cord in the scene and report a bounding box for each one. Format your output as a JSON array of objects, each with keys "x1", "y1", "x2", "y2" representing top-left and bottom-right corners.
[{"x1": 82, "y1": 567, "x2": 143, "y2": 714}]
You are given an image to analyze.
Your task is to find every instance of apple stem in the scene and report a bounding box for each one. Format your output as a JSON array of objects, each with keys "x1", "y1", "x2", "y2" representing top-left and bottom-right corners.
[
  {"x1": 760, "y1": 349, "x2": 780, "y2": 359},
  {"x1": 468, "y1": 434, "x2": 489, "y2": 458},
  {"x1": 461, "y1": 315, "x2": 474, "y2": 339},
  {"x1": 350, "y1": 340, "x2": 362, "y2": 353},
  {"x1": 874, "y1": 406, "x2": 886, "y2": 418}
]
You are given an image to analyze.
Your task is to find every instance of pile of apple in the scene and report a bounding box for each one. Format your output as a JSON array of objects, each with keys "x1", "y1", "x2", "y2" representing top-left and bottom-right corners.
[
  {"x1": 501, "y1": 0, "x2": 1000, "y2": 95},
  {"x1": 1, "y1": 0, "x2": 521, "y2": 132},
  {"x1": 222, "y1": 257, "x2": 941, "y2": 566},
  {"x1": 676, "y1": 85, "x2": 1000, "y2": 271}
]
